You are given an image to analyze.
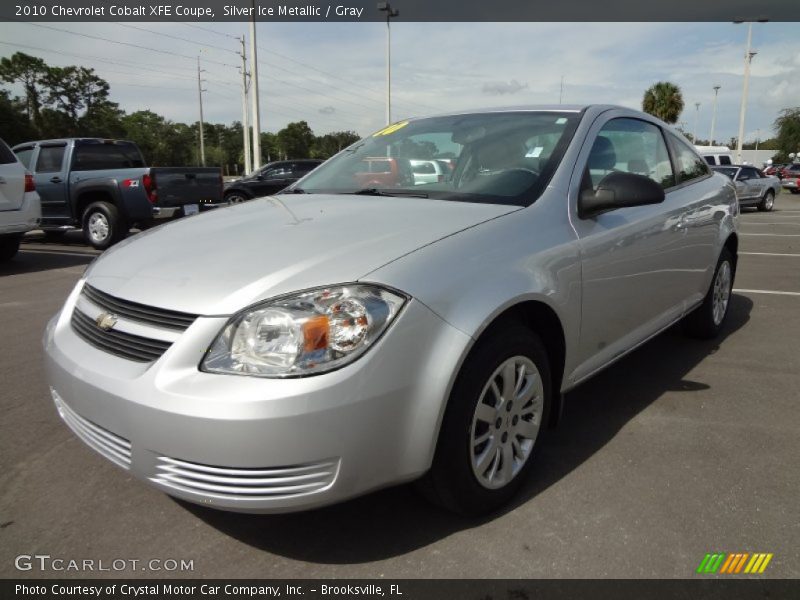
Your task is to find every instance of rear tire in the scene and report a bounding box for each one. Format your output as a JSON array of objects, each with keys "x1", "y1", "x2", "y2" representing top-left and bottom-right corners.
[
  {"x1": 683, "y1": 248, "x2": 735, "y2": 339},
  {"x1": 758, "y1": 190, "x2": 775, "y2": 211},
  {"x1": 0, "y1": 234, "x2": 22, "y2": 262},
  {"x1": 82, "y1": 201, "x2": 125, "y2": 250},
  {"x1": 419, "y1": 323, "x2": 551, "y2": 516},
  {"x1": 225, "y1": 191, "x2": 251, "y2": 205}
]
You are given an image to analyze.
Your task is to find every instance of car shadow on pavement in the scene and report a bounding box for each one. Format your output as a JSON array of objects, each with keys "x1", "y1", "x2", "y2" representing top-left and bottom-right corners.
[
  {"x1": 182, "y1": 293, "x2": 753, "y2": 564},
  {"x1": 0, "y1": 248, "x2": 95, "y2": 276}
]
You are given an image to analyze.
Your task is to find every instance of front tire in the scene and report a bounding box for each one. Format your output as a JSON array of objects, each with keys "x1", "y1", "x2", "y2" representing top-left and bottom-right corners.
[
  {"x1": 420, "y1": 323, "x2": 551, "y2": 516},
  {"x1": 82, "y1": 201, "x2": 125, "y2": 250},
  {"x1": 683, "y1": 248, "x2": 735, "y2": 339},
  {"x1": 758, "y1": 190, "x2": 775, "y2": 212}
]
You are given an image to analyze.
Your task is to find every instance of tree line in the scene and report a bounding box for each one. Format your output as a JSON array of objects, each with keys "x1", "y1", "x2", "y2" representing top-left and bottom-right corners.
[
  {"x1": 641, "y1": 81, "x2": 800, "y2": 162},
  {"x1": 0, "y1": 52, "x2": 360, "y2": 172}
]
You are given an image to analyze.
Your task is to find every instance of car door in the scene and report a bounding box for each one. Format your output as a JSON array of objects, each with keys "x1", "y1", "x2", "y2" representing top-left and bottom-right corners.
[
  {"x1": 735, "y1": 168, "x2": 757, "y2": 201},
  {"x1": 569, "y1": 114, "x2": 689, "y2": 379},
  {"x1": 743, "y1": 167, "x2": 767, "y2": 198},
  {"x1": 31, "y1": 142, "x2": 71, "y2": 221},
  {"x1": 0, "y1": 139, "x2": 25, "y2": 212},
  {"x1": 253, "y1": 164, "x2": 292, "y2": 196}
]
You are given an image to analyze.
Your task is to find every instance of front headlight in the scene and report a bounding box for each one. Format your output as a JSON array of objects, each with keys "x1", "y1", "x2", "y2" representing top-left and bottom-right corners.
[{"x1": 201, "y1": 284, "x2": 407, "y2": 377}]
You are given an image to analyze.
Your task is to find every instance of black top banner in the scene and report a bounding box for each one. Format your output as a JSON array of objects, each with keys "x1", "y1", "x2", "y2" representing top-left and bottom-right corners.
[{"x1": 1, "y1": 0, "x2": 799, "y2": 22}]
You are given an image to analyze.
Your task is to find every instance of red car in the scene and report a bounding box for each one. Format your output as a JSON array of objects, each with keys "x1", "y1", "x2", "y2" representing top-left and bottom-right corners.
[{"x1": 353, "y1": 157, "x2": 414, "y2": 188}]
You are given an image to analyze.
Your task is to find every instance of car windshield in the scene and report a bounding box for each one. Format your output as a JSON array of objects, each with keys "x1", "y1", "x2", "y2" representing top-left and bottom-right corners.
[
  {"x1": 295, "y1": 111, "x2": 582, "y2": 206},
  {"x1": 713, "y1": 167, "x2": 738, "y2": 180}
]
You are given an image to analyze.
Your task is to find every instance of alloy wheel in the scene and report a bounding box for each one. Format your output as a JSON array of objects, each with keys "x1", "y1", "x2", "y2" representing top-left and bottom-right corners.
[{"x1": 470, "y1": 356, "x2": 544, "y2": 490}]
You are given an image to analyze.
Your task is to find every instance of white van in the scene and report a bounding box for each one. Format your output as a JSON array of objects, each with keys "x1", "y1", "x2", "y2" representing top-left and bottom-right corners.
[
  {"x1": 695, "y1": 145, "x2": 734, "y2": 166},
  {"x1": 0, "y1": 137, "x2": 41, "y2": 261}
]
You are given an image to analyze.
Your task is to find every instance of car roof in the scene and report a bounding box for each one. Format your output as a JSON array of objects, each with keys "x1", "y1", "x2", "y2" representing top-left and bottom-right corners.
[{"x1": 12, "y1": 138, "x2": 138, "y2": 148}]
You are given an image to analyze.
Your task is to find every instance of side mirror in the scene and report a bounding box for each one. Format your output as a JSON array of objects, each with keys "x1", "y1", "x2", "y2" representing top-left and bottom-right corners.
[{"x1": 579, "y1": 171, "x2": 665, "y2": 219}]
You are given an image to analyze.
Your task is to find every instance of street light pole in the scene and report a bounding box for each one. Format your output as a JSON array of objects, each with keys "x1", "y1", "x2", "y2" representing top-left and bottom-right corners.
[
  {"x1": 249, "y1": 2, "x2": 262, "y2": 172},
  {"x1": 709, "y1": 85, "x2": 721, "y2": 145},
  {"x1": 197, "y1": 55, "x2": 206, "y2": 167},
  {"x1": 378, "y1": 2, "x2": 399, "y2": 125},
  {"x1": 239, "y1": 35, "x2": 251, "y2": 176},
  {"x1": 735, "y1": 21, "x2": 763, "y2": 163},
  {"x1": 693, "y1": 102, "x2": 701, "y2": 144}
]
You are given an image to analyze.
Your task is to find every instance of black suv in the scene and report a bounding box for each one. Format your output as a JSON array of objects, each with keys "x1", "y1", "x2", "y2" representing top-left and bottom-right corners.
[{"x1": 224, "y1": 159, "x2": 323, "y2": 203}]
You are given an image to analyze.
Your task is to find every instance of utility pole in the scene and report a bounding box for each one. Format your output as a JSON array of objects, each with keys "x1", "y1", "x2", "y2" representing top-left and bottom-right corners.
[
  {"x1": 249, "y1": 2, "x2": 262, "y2": 171},
  {"x1": 197, "y1": 55, "x2": 206, "y2": 167},
  {"x1": 709, "y1": 85, "x2": 721, "y2": 145},
  {"x1": 378, "y1": 2, "x2": 399, "y2": 125},
  {"x1": 735, "y1": 21, "x2": 759, "y2": 163},
  {"x1": 693, "y1": 102, "x2": 701, "y2": 144},
  {"x1": 755, "y1": 128, "x2": 760, "y2": 152},
  {"x1": 239, "y1": 35, "x2": 252, "y2": 176},
  {"x1": 559, "y1": 76, "x2": 564, "y2": 104}
]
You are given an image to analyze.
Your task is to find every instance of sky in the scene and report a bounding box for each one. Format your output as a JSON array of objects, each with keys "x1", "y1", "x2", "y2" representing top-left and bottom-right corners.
[{"x1": 0, "y1": 20, "x2": 797, "y2": 144}]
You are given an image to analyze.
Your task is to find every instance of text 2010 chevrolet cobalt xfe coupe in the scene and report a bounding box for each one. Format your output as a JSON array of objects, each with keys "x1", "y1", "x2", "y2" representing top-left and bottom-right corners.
[{"x1": 44, "y1": 106, "x2": 738, "y2": 515}]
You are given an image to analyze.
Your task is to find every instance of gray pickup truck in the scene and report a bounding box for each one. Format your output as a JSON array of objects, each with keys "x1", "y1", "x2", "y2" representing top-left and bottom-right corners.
[{"x1": 12, "y1": 138, "x2": 223, "y2": 249}]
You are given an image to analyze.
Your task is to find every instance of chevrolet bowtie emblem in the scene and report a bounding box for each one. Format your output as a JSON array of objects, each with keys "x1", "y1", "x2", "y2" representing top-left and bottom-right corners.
[{"x1": 95, "y1": 312, "x2": 118, "y2": 331}]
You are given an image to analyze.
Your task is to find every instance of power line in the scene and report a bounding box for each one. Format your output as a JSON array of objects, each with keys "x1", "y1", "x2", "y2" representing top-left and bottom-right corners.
[
  {"x1": 111, "y1": 22, "x2": 239, "y2": 56},
  {"x1": 19, "y1": 22, "x2": 240, "y2": 69},
  {"x1": 180, "y1": 22, "x2": 241, "y2": 40},
  {"x1": 258, "y1": 46, "x2": 442, "y2": 111}
]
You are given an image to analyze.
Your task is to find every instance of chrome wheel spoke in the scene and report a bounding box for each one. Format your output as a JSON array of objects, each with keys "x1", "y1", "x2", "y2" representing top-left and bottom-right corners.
[
  {"x1": 499, "y1": 443, "x2": 514, "y2": 483},
  {"x1": 475, "y1": 401, "x2": 496, "y2": 424},
  {"x1": 501, "y1": 361, "x2": 516, "y2": 401},
  {"x1": 516, "y1": 417, "x2": 539, "y2": 440}
]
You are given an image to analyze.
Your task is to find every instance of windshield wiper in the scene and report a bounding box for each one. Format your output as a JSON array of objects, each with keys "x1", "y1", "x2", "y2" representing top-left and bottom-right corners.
[{"x1": 346, "y1": 188, "x2": 429, "y2": 198}]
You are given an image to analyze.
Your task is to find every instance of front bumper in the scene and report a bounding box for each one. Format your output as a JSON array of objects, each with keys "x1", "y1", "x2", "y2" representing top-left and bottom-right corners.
[
  {"x1": 43, "y1": 283, "x2": 470, "y2": 513},
  {"x1": 0, "y1": 191, "x2": 41, "y2": 235}
]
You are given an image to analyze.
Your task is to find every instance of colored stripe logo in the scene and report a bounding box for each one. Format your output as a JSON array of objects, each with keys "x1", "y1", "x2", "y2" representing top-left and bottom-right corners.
[{"x1": 697, "y1": 553, "x2": 773, "y2": 574}]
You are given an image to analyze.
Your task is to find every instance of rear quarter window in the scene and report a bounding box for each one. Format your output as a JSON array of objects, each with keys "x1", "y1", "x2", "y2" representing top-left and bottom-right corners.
[
  {"x1": 0, "y1": 139, "x2": 17, "y2": 164},
  {"x1": 14, "y1": 147, "x2": 34, "y2": 170}
]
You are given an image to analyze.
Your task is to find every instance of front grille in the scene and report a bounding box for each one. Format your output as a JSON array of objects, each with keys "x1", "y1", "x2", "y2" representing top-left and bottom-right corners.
[
  {"x1": 71, "y1": 309, "x2": 172, "y2": 363},
  {"x1": 82, "y1": 284, "x2": 198, "y2": 331},
  {"x1": 53, "y1": 392, "x2": 132, "y2": 470},
  {"x1": 151, "y1": 456, "x2": 339, "y2": 500}
]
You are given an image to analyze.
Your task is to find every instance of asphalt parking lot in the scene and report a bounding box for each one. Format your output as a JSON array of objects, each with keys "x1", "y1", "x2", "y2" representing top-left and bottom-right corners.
[{"x1": 1, "y1": 192, "x2": 798, "y2": 579}]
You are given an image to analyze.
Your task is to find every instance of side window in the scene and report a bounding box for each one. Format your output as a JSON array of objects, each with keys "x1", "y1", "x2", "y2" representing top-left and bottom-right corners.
[
  {"x1": 14, "y1": 147, "x2": 34, "y2": 170},
  {"x1": 748, "y1": 168, "x2": 763, "y2": 179},
  {"x1": 668, "y1": 134, "x2": 710, "y2": 184},
  {"x1": 737, "y1": 169, "x2": 750, "y2": 181},
  {"x1": 35, "y1": 145, "x2": 66, "y2": 173},
  {"x1": 718, "y1": 155, "x2": 732, "y2": 165},
  {"x1": 585, "y1": 118, "x2": 675, "y2": 191},
  {"x1": 704, "y1": 156, "x2": 717, "y2": 166}
]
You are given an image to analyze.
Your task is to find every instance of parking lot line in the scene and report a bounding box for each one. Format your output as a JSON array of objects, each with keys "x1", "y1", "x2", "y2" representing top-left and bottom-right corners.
[
  {"x1": 733, "y1": 288, "x2": 800, "y2": 297},
  {"x1": 740, "y1": 252, "x2": 800, "y2": 257},
  {"x1": 740, "y1": 222, "x2": 800, "y2": 226},
  {"x1": 740, "y1": 233, "x2": 800, "y2": 237}
]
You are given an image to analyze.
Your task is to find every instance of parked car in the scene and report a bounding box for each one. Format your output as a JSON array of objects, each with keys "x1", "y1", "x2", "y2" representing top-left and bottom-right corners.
[
  {"x1": 779, "y1": 164, "x2": 800, "y2": 193},
  {"x1": 410, "y1": 159, "x2": 446, "y2": 185},
  {"x1": 44, "y1": 105, "x2": 738, "y2": 516},
  {"x1": 223, "y1": 159, "x2": 323, "y2": 204},
  {"x1": 352, "y1": 156, "x2": 415, "y2": 189},
  {"x1": 12, "y1": 138, "x2": 223, "y2": 249},
  {"x1": 0, "y1": 137, "x2": 41, "y2": 261},
  {"x1": 695, "y1": 145, "x2": 734, "y2": 166},
  {"x1": 763, "y1": 163, "x2": 785, "y2": 178},
  {"x1": 711, "y1": 165, "x2": 781, "y2": 211}
]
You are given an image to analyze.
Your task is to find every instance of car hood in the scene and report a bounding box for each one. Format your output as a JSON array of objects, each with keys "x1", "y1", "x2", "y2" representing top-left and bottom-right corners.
[{"x1": 86, "y1": 194, "x2": 517, "y2": 315}]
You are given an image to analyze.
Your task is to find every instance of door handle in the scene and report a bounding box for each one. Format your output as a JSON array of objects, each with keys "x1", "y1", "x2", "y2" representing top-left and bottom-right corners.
[{"x1": 50, "y1": 176, "x2": 63, "y2": 183}]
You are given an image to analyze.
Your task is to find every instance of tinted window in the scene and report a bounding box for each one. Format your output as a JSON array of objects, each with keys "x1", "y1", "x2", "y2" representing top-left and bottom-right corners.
[
  {"x1": 586, "y1": 118, "x2": 675, "y2": 190},
  {"x1": 718, "y1": 155, "x2": 732, "y2": 165},
  {"x1": 14, "y1": 147, "x2": 34, "y2": 170},
  {"x1": 412, "y1": 162, "x2": 436, "y2": 174},
  {"x1": 704, "y1": 156, "x2": 716, "y2": 165},
  {"x1": 73, "y1": 143, "x2": 145, "y2": 171},
  {"x1": 36, "y1": 145, "x2": 66, "y2": 173},
  {"x1": 0, "y1": 139, "x2": 17, "y2": 164},
  {"x1": 669, "y1": 134, "x2": 710, "y2": 184}
]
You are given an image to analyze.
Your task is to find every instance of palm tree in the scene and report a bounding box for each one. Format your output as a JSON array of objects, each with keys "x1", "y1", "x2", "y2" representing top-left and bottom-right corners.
[{"x1": 642, "y1": 82, "x2": 685, "y2": 124}]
